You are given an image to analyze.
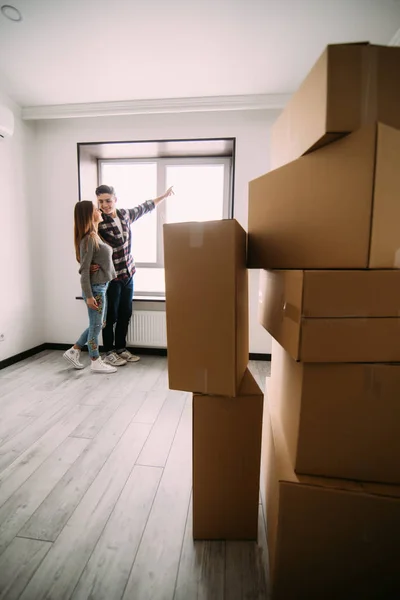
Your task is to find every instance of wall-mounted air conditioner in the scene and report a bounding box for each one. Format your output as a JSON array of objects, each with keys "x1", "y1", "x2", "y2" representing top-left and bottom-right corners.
[{"x1": 0, "y1": 105, "x2": 14, "y2": 139}]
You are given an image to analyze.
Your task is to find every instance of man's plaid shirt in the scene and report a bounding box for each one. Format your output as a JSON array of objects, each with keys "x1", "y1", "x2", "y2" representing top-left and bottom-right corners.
[{"x1": 98, "y1": 200, "x2": 155, "y2": 280}]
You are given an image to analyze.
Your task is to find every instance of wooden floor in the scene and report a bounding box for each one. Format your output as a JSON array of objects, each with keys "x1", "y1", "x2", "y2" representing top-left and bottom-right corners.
[{"x1": 0, "y1": 350, "x2": 271, "y2": 600}]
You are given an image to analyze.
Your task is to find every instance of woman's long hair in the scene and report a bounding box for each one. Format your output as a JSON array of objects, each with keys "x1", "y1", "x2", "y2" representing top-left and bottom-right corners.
[{"x1": 74, "y1": 201, "x2": 100, "y2": 262}]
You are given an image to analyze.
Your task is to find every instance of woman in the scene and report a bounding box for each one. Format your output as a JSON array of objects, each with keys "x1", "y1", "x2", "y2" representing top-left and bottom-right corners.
[{"x1": 63, "y1": 201, "x2": 117, "y2": 373}]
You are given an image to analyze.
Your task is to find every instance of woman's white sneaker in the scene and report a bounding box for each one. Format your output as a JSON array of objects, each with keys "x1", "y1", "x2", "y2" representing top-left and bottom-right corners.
[
  {"x1": 63, "y1": 347, "x2": 84, "y2": 369},
  {"x1": 91, "y1": 357, "x2": 117, "y2": 373}
]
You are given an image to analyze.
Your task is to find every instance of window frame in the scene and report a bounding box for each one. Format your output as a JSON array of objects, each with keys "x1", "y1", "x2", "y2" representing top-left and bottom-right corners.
[{"x1": 98, "y1": 156, "x2": 233, "y2": 297}]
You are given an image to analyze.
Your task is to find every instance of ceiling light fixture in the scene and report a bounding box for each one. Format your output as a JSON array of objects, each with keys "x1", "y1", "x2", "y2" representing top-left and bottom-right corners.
[{"x1": 1, "y1": 4, "x2": 22, "y2": 22}]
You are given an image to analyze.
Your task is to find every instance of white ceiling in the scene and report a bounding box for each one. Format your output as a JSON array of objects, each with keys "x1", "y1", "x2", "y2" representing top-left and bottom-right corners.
[{"x1": 1, "y1": 0, "x2": 400, "y2": 109}]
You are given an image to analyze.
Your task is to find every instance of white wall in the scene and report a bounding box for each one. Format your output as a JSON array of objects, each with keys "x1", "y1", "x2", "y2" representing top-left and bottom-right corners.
[
  {"x1": 0, "y1": 91, "x2": 44, "y2": 361},
  {"x1": 35, "y1": 109, "x2": 277, "y2": 354}
]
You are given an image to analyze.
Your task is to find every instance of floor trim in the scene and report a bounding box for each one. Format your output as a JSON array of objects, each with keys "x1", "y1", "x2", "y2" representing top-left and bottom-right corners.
[
  {"x1": 41, "y1": 343, "x2": 168, "y2": 357},
  {"x1": 1, "y1": 344, "x2": 271, "y2": 370},
  {"x1": 250, "y1": 353, "x2": 271, "y2": 361},
  {"x1": 0, "y1": 343, "x2": 47, "y2": 370}
]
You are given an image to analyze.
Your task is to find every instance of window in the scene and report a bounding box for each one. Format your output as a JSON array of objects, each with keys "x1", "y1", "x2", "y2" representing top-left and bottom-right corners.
[{"x1": 99, "y1": 157, "x2": 232, "y2": 297}]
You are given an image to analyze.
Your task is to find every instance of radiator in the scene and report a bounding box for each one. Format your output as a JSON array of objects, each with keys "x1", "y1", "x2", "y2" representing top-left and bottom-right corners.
[{"x1": 127, "y1": 310, "x2": 167, "y2": 348}]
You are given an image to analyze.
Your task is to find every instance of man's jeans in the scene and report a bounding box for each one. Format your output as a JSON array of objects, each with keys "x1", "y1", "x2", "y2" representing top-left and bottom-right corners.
[
  {"x1": 102, "y1": 276, "x2": 134, "y2": 353},
  {"x1": 76, "y1": 283, "x2": 109, "y2": 359}
]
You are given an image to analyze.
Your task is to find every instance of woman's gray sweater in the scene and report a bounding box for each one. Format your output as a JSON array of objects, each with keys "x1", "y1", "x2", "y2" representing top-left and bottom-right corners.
[{"x1": 79, "y1": 235, "x2": 116, "y2": 298}]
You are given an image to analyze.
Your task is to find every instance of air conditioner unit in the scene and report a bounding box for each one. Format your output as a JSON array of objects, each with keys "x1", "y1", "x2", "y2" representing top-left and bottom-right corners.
[{"x1": 0, "y1": 105, "x2": 14, "y2": 139}]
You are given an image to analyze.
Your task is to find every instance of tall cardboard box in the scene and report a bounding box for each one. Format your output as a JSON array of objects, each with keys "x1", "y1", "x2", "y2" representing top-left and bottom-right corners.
[
  {"x1": 258, "y1": 269, "x2": 400, "y2": 363},
  {"x1": 193, "y1": 369, "x2": 263, "y2": 540},
  {"x1": 164, "y1": 219, "x2": 248, "y2": 396},
  {"x1": 269, "y1": 340, "x2": 400, "y2": 484},
  {"x1": 260, "y1": 392, "x2": 400, "y2": 600},
  {"x1": 271, "y1": 43, "x2": 400, "y2": 169},
  {"x1": 248, "y1": 123, "x2": 400, "y2": 269}
]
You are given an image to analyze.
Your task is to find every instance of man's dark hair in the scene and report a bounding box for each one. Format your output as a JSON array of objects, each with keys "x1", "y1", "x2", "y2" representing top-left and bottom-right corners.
[{"x1": 95, "y1": 184, "x2": 115, "y2": 196}]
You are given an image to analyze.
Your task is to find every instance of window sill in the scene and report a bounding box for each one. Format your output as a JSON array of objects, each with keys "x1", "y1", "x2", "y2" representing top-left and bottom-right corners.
[{"x1": 75, "y1": 296, "x2": 165, "y2": 303}]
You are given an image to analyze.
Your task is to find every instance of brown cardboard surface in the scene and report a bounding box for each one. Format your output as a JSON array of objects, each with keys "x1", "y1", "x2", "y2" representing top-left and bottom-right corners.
[
  {"x1": 270, "y1": 340, "x2": 400, "y2": 483},
  {"x1": 192, "y1": 369, "x2": 263, "y2": 540},
  {"x1": 260, "y1": 388, "x2": 400, "y2": 600},
  {"x1": 300, "y1": 269, "x2": 400, "y2": 317},
  {"x1": 259, "y1": 269, "x2": 400, "y2": 362},
  {"x1": 248, "y1": 123, "x2": 400, "y2": 270},
  {"x1": 164, "y1": 219, "x2": 248, "y2": 396},
  {"x1": 299, "y1": 317, "x2": 400, "y2": 362},
  {"x1": 271, "y1": 43, "x2": 400, "y2": 169},
  {"x1": 370, "y1": 120, "x2": 400, "y2": 268}
]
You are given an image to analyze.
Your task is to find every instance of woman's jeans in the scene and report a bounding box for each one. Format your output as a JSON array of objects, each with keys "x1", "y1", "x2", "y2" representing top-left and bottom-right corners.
[{"x1": 76, "y1": 283, "x2": 108, "y2": 359}]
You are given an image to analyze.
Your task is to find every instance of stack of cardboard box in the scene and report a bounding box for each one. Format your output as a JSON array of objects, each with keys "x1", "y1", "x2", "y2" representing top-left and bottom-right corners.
[
  {"x1": 163, "y1": 220, "x2": 263, "y2": 540},
  {"x1": 248, "y1": 43, "x2": 400, "y2": 599}
]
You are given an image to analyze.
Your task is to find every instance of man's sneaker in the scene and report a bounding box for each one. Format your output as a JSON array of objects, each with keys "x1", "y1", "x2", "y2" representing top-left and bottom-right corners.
[
  {"x1": 104, "y1": 352, "x2": 127, "y2": 366},
  {"x1": 63, "y1": 347, "x2": 84, "y2": 370},
  {"x1": 91, "y1": 357, "x2": 117, "y2": 374},
  {"x1": 117, "y1": 350, "x2": 141, "y2": 363}
]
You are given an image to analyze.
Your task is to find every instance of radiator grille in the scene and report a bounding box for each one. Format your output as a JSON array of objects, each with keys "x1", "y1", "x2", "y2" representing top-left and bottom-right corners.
[{"x1": 127, "y1": 311, "x2": 167, "y2": 348}]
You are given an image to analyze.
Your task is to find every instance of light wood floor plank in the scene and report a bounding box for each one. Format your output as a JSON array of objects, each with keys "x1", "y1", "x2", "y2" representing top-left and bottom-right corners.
[
  {"x1": 18, "y1": 391, "x2": 66, "y2": 418},
  {"x1": 122, "y1": 396, "x2": 192, "y2": 600},
  {"x1": 110, "y1": 356, "x2": 158, "y2": 393},
  {"x1": 0, "y1": 378, "x2": 27, "y2": 399},
  {"x1": 19, "y1": 395, "x2": 147, "y2": 542},
  {"x1": 0, "y1": 436, "x2": 89, "y2": 558},
  {"x1": 0, "y1": 396, "x2": 81, "y2": 471},
  {"x1": 0, "y1": 415, "x2": 34, "y2": 449},
  {"x1": 0, "y1": 537, "x2": 52, "y2": 600},
  {"x1": 69, "y1": 395, "x2": 122, "y2": 439},
  {"x1": 0, "y1": 352, "x2": 271, "y2": 600},
  {"x1": 225, "y1": 509, "x2": 268, "y2": 600},
  {"x1": 174, "y1": 495, "x2": 225, "y2": 600},
  {"x1": 0, "y1": 350, "x2": 54, "y2": 380},
  {"x1": 128, "y1": 357, "x2": 168, "y2": 392},
  {"x1": 257, "y1": 504, "x2": 271, "y2": 600},
  {"x1": 151, "y1": 359, "x2": 169, "y2": 391},
  {"x1": 71, "y1": 465, "x2": 162, "y2": 600},
  {"x1": 18, "y1": 420, "x2": 152, "y2": 600},
  {"x1": 0, "y1": 404, "x2": 93, "y2": 509},
  {"x1": 133, "y1": 390, "x2": 168, "y2": 424},
  {"x1": 136, "y1": 390, "x2": 186, "y2": 468},
  {"x1": 50, "y1": 367, "x2": 104, "y2": 401}
]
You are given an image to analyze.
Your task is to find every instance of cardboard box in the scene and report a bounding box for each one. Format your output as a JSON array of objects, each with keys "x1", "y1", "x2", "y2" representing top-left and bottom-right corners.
[
  {"x1": 248, "y1": 123, "x2": 400, "y2": 270},
  {"x1": 271, "y1": 43, "x2": 400, "y2": 169},
  {"x1": 260, "y1": 391, "x2": 400, "y2": 600},
  {"x1": 193, "y1": 369, "x2": 263, "y2": 540},
  {"x1": 164, "y1": 219, "x2": 248, "y2": 396},
  {"x1": 269, "y1": 340, "x2": 400, "y2": 483},
  {"x1": 258, "y1": 269, "x2": 400, "y2": 362}
]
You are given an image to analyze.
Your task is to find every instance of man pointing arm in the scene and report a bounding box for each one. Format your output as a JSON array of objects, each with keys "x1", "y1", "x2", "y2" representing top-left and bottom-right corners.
[{"x1": 95, "y1": 184, "x2": 174, "y2": 366}]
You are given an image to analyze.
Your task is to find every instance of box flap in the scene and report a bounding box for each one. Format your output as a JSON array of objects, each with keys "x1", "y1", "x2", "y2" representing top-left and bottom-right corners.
[
  {"x1": 238, "y1": 368, "x2": 263, "y2": 397},
  {"x1": 249, "y1": 125, "x2": 377, "y2": 269},
  {"x1": 258, "y1": 270, "x2": 303, "y2": 359}
]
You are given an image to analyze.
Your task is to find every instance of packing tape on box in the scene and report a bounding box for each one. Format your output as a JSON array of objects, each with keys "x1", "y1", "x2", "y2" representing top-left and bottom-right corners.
[
  {"x1": 361, "y1": 44, "x2": 378, "y2": 123},
  {"x1": 393, "y1": 249, "x2": 400, "y2": 269},
  {"x1": 282, "y1": 301, "x2": 300, "y2": 323},
  {"x1": 196, "y1": 367, "x2": 208, "y2": 394},
  {"x1": 189, "y1": 226, "x2": 204, "y2": 248},
  {"x1": 364, "y1": 366, "x2": 382, "y2": 399}
]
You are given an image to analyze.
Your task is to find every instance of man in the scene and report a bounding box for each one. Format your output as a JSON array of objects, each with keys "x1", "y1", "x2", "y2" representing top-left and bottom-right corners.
[{"x1": 95, "y1": 184, "x2": 174, "y2": 366}]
